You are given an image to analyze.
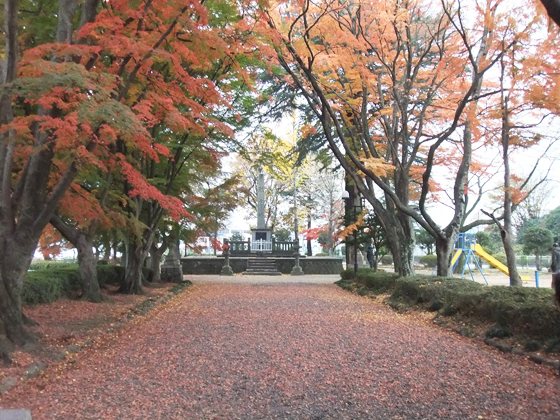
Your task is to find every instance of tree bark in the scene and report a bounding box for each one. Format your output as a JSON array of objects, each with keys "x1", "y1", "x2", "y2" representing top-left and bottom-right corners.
[
  {"x1": 50, "y1": 215, "x2": 102, "y2": 302},
  {"x1": 149, "y1": 243, "x2": 167, "y2": 283},
  {"x1": 0, "y1": 238, "x2": 37, "y2": 345},
  {"x1": 536, "y1": 254, "x2": 541, "y2": 271},
  {"x1": 306, "y1": 214, "x2": 312, "y2": 256},
  {"x1": 121, "y1": 242, "x2": 147, "y2": 294},
  {"x1": 57, "y1": 0, "x2": 78, "y2": 43},
  {"x1": 79, "y1": 0, "x2": 101, "y2": 28},
  {"x1": 503, "y1": 227, "x2": 521, "y2": 286},
  {"x1": 76, "y1": 234, "x2": 102, "y2": 302},
  {"x1": 435, "y1": 237, "x2": 454, "y2": 277},
  {"x1": 121, "y1": 230, "x2": 155, "y2": 294},
  {"x1": 498, "y1": 57, "x2": 522, "y2": 287}
]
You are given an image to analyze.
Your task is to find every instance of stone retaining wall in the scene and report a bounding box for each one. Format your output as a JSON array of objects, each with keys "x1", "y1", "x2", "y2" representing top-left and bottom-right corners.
[{"x1": 181, "y1": 257, "x2": 343, "y2": 275}]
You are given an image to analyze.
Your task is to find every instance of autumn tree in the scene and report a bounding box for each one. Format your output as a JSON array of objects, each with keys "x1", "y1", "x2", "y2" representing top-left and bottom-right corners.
[
  {"x1": 0, "y1": 0, "x2": 116, "y2": 349},
  {"x1": 479, "y1": 5, "x2": 558, "y2": 285},
  {"x1": 0, "y1": 0, "x2": 261, "y2": 350},
  {"x1": 259, "y1": 0, "x2": 507, "y2": 276}
]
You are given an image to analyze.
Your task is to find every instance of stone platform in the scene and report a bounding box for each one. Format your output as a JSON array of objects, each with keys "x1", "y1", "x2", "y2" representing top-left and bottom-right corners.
[{"x1": 181, "y1": 257, "x2": 343, "y2": 275}]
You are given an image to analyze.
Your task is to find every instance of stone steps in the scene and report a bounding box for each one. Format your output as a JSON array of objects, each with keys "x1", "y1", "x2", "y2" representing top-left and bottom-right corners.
[{"x1": 243, "y1": 258, "x2": 282, "y2": 276}]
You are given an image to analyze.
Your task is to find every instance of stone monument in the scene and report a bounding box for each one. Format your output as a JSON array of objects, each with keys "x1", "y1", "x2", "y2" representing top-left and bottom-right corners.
[
  {"x1": 251, "y1": 170, "x2": 272, "y2": 251},
  {"x1": 161, "y1": 240, "x2": 183, "y2": 282},
  {"x1": 220, "y1": 239, "x2": 234, "y2": 276}
]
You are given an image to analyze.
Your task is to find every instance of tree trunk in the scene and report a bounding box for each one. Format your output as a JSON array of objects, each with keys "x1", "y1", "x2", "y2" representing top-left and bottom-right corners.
[
  {"x1": 121, "y1": 243, "x2": 147, "y2": 294},
  {"x1": 382, "y1": 206, "x2": 415, "y2": 276},
  {"x1": 75, "y1": 234, "x2": 102, "y2": 302},
  {"x1": 121, "y1": 230, "x2": 155, "y2": 294},
  {"x1": 397, "y1": 233, "x2": 415, "y2": 276},
  {"x1": 149, "y1": 243, "x2": 166, "y2": 283},
  {"x1": 79, "y1": 0, "x2": 101, "y2": 28},
  {"x1": 307, "y1": 214, "x2": 312, "y2": 256},
  {"x1": 50, "y1": 215, "x2": 102, "y2": 302},
  {"x1": 435, "y1": 236, "x2": 455, "y2": 277},
  {"x1": 0, "y1": 239, "x2": 37, "y2": 345},
  {"x1": 503, "y1": 228, "x2": 521, "y2": 286},
  {"x1": 57, "y1": 0, "x2": 78, "y2": 44},
  {"x1": 535, "y1": 254, "x2": 541, "y2": 271}
]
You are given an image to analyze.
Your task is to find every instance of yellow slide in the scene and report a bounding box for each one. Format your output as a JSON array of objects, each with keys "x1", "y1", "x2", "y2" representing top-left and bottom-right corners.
[
  {"x1": 451, "y1": 250, "x2": 462, "y2": 267},
  {"x1": 472, "y1": 244, "x2": 531, "y2": 281}
]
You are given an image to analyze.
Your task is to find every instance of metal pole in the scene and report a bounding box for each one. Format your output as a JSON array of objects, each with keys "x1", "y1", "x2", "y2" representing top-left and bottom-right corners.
[
  {"x1": 535, "y1": 270, "x2": 539, "y2": 288},
  {"x1": 354, "y1": 204, "x2": 358, "y2": 273}
]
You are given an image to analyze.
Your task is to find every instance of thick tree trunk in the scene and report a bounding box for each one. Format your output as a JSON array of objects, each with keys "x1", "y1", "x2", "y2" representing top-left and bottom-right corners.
[
  {"x1": 79, "y1": 0, "x2": 101, "y2": 28},
  {"x1": 396, "y1": 213, "x2": 415, "y2": 276},
  {"x1": 50, "y1": 215, "x2": 102, "y2": 302},
  {"x1": 535, "y1": 254, "x2": 541, "y2": 271},
  {"x1": 121, "y1": 230, "x2": 155, "y2": 294},
  {"x1": 149, "y1": 243, "x2": 166, "y2": 283},
  {"x1": 57, "y1": 0, "x2": 78, "y2": 43},
  {"x1": 435, "y1": 237, "x2": 455, "y2": 277},
  {"x1": 0, "y1": 239, "x2": 37, "y2": 346},
  {"x1": 121, "y1": 243, "x2": 147, "y2": 294},
  {"x1": 75, "y1": 234, "x2": 102, "y2": 302}
]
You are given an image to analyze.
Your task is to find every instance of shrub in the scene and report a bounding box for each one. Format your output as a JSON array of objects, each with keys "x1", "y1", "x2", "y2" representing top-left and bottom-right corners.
[
  {"x1": 23, "y1": 265, "x2": 127, "y2": 305},
  {"x1": 419, "y1": 255, "x2": 437, "y2": 268},
  {"x1": 355, "y1": 270, "x2": 398, "y2": 293},
  {"x1": 23, "y1": 268, "x2": 81, "y2": 305},
  {"x1": 485, "y1": 326, "x2": 512, "y2": 338},
  {"x1": 336, "y1": 271, "x2": 560, "y2": 340},
  {"x1": 96, "y1": 265, "x2": 126, "y2": 287},
  {"x1": 28, "y1": 261, "x2": 78, "y2": 270},
  {"x1": 381, "y1": 255, "x2": 393, "y2": 265},
  {"x1": 340, "y1": 269, "x2": 356, "y2": 280}
]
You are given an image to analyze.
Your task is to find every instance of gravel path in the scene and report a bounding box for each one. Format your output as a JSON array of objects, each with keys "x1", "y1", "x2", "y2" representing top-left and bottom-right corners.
[{"x1": 2, "y1": 277, "x2": 559, "y2": 419}]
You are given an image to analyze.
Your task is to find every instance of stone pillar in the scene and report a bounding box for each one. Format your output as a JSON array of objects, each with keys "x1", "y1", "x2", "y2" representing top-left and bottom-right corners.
[
  {"x1": 291, "y1": 241, "x2": 304, "y2": 276},
  {"x1": 161, "y1": 240, "x2": 183, "y2": 282},
  {"x1": 257, "y1": 170, "x2": 266, "y2": 229},
  {"x1": 220, "y1": 239, "x2": 234, "y2": 276}
]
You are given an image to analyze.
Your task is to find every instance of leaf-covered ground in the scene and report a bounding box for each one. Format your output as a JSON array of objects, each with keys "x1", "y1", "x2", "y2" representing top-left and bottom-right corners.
[
  {"x1": 1, "y1": 283, "x2": 177, "y2": 387},
  {"x1": 2, "y1": 281, "x2": 559, "y2": 419}
]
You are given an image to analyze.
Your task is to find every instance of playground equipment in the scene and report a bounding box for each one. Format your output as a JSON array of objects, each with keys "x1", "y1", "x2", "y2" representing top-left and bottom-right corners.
[{"x1": 452, "y1": 232, "x2": 531, "y2": 284}]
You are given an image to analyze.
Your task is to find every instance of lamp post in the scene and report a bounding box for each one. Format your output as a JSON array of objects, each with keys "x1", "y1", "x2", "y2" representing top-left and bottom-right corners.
[
  {"x1": 342, "y1": 190, "x2": 364, "y2": 273},
  {"x1": 291, "y1": 169, "x2": 304, "y2": 276}
]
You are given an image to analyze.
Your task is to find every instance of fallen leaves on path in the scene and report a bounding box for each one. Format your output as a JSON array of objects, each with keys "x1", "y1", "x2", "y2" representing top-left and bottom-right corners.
[
  {"x1": 0, "y1": 284, "x2": 176, "y2": 387},
  {"x1": 2, "y1": 282, "x2": 559, "y2": 419}
]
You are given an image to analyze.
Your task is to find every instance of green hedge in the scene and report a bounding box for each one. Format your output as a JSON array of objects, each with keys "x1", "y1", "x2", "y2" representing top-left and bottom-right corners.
[
  {"x1": 23, "y1": 265, "x2": 127, "y2": 305},
  {"x1": 419, "y1": 255, "x2": 437, "y2": 268},
  {"x1": 28, "y1": 261, "x2": 80, "y2": 270},
  {"x1": 338, "y1": 271, "x2": 560, "y2": 340}
]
